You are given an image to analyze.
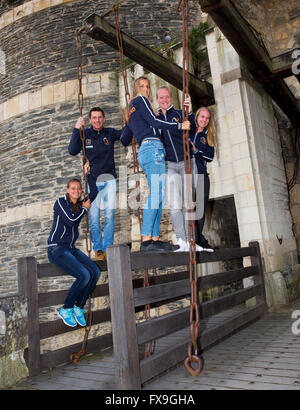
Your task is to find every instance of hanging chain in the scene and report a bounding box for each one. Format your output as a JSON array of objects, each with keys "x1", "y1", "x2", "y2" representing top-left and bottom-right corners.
[
  {"x1": 70, "y1": 27, "x2": 93, "y2": 366},
  {"x1": 179, "y1": 0, "x2": 203, "y2": 377},
  {"x1": 113, "y1": 5, "x2": 142, "y2": 230},
  {"x1": 113, "y1": 5, "x2": 153, "y2": 357},
  {"x1": 76, "y1": 27, "x2": 92, "y2": 257}
]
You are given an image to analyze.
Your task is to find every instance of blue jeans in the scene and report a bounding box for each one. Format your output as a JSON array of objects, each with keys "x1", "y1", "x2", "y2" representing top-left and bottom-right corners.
[
  {"x1": 89, "y1": 178, "x2": 116, "y2": 252},
  {"x1": 48, "y1": 246, "x2": 101, "y2": 309},
  {"x1": 138, "y1": 140, "x2": 166, "y2": 238}
]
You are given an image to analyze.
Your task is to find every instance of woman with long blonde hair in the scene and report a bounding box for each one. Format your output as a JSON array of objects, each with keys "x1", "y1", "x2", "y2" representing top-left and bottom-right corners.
[
  {"x1": 190, "y1": 106, "x2": 216, "y2": 252},
  {"x1": 121, "y1": 76, "x2": 191, "y2": 252}
]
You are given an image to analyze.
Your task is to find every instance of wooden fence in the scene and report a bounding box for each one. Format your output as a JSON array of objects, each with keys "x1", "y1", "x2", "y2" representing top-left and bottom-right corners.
[
  {"x1": 18, "y1": 241, "x2": 266, "y2": 388},
  {"x1": 106, "y1": 241, "x2": 266, "y2": 389}
]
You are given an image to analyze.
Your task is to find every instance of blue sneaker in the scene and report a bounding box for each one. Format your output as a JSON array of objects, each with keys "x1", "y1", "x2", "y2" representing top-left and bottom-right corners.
[
  {"x1": 58, "y1": 307, "x2": 77, "y2": 327},
  {"x1": 73, "y1": 306, "x2": 87, "y2": 327}
]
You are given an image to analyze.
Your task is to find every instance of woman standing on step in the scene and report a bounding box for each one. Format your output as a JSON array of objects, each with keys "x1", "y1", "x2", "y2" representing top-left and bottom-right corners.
[
  {"x1": 47, "y1": 178, "x2": 101, "y2": 327},
  {"x1": 190, "y1": 107, "x2": 215, "y2": 252},
  {"x1": 120, "y1": 76, "x2": 191, "y2": 253}
]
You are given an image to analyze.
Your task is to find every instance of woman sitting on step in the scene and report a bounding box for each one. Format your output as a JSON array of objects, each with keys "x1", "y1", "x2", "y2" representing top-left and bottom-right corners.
[{"x1": 47, "y1": 178, "x2": 101, "y2": 327}]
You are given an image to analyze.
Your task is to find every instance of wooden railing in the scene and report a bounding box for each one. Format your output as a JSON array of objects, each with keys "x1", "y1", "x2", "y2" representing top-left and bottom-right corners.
[
  {"x1": 18, "y1": 241, "x2": 266, "y2": 387},
  {"x1": 106, "y1": 241, "x2": 266, "y2": 389},
  {"x1": 17, "y1": 257, "x2": 111, "y2": 377}
]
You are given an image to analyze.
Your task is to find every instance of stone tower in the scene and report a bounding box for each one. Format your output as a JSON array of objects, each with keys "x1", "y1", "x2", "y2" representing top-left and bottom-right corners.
[{"x1": 0, "y1": 0, "x2": 201, "y2": 297}]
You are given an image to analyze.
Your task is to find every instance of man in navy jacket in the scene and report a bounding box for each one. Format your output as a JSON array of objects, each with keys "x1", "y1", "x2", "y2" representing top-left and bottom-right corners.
[{"x1": 68, "y1": 107, "x2": 122, "y2": 261}]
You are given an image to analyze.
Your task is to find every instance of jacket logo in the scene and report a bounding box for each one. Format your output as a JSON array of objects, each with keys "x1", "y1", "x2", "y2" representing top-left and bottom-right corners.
[
  {"x1": 129, "y1": 106, "x2": 136, "y2": 118},
  {"x1": 172, "y1": 117, "x2": 179, "y2": 123},
  {"x1": 86, "y1": 139, "x2": 92, "y2": 145}
]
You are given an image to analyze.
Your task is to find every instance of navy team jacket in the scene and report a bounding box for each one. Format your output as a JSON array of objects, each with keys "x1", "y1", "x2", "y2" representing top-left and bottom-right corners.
[
  {"x1": 191, "y1": 129, "x2": 215, "y2": 174},
  {"x1": 47, "y1": 195, "x2": 88, "y2": 248},
  {"x1": 157, "y1": 105, "x2": 196, "y2": 162},
  {"x1": 120, "y1": 95, "x2": 183, "y2": 147},
  {"x1": 68, "y1": 126, "x2": 122, "y2": 201}
]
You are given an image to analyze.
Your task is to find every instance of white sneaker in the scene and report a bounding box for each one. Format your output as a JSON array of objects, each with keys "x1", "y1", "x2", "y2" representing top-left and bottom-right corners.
[
  {"x1": 185, "y1": 242, "x2": 204, "y2": 252},
  {"x1": 174, "y1": 238, "x2": 189, "y2": 252},
  {"x1": 195, "y1": 244, "x2": 204, "y2": 252}
]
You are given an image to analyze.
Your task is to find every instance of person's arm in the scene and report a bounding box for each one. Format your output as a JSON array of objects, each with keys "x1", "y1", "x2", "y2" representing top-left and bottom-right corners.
[
  {"x1": 68, "y1": 117, "x2": 84, "y2": 155},
  {"x1": 120, "y1": 124, "x2": 134, "y2": 147},
  {"x1": 54, "y1": 198, "x2": 88, "y2": 227},
  {"x1": 112, "y1": 128, "x2": 123, "y2": 142},
  {"x1": 134, "y1": 96, "x2": 190, "y2": 131},
  {"x1": 192, "y1": 138, "x2": 215, "y2": 162},
  {"x1": 188, "y1": 112, "x2": 196, "y2": 135}
]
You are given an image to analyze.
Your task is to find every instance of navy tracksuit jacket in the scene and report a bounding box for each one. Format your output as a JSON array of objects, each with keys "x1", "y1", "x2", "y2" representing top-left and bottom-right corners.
[
  {"x1": 68, "y1": 126, "x2": 122, "y2": 202},
  {"x1": 157, "y1": 105, "x2": 196, "y2": 162},
  {"x1": 120, "y1": 96, "x2": 183, "y2": 147},
  {"x1": 47, "y1": 194, "x2": 88, "y2": 248},
  {"x1": 191, "y1": 129, "x2": 215, "y2": 174}
]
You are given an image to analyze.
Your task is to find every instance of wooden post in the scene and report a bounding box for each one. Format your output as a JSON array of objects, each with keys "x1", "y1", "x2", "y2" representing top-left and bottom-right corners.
[
  {"x1": 249, "y1": 241, "x2": 267, "y2": 309},
  {"x1": 18, "y1": 257, "x2": 41, "y2": 377},
  {"x1": 106, "y1": 245, "x2": 141, "y2": 390},
  {"x1": 84, "y1": 13, "x2": 214, "y2": 107}
]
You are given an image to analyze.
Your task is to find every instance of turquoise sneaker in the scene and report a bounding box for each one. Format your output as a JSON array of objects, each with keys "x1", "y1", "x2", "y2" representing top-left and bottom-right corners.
[
  {"x1": 58, "y1": 307, "x2": 77, "y2": 327},
  {"x1": 73, "y1": 306, "x2": 87, "y2": 327}
]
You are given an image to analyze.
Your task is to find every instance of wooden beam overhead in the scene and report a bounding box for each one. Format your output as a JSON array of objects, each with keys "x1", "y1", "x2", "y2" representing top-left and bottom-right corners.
[
  {"x1": 199, "y1": 0, "x2": 300, "y2": 124},
  {"x1": 83, "y1": 13, "x2": 215, "y2": 107}
]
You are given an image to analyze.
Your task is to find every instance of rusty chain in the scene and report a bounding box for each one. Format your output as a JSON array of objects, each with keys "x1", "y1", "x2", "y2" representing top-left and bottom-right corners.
[
  {"x1": 113, "y1": 5, "x2": 153, "y2": 358},
  {"x1": 179, "y1": 0, "x2": 203, "y2": 376},
  {"x1": 70, "y1": 27, "x2": 93, "y2": 366}
]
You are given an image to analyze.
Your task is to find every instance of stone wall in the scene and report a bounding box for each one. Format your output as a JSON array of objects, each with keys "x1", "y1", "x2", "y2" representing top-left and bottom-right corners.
[
  {"x1": 205, "y1": 27, "x2": 298, "y2": 274},
  {"x1": 0, "y1": 295, "x2": 28, "y2": 389},
  {"x1": 232, "y1": 0, "x2": 300, "y2": 57}
]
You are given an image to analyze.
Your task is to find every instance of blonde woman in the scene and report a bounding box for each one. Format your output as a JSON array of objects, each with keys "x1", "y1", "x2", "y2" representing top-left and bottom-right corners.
[
  {"x1": 121, "y1": 76, "x2": 191, "y2": 252},
  {"x1": 191, "y1": 107, "x2": 216, "y2": 252}
]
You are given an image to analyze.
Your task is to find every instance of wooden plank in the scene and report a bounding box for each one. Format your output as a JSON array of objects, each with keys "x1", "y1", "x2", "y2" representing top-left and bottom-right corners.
[
  {"x1": 37, "y1": 333, "x2": 113, "y2": 371},
  {"x1": 136, "y1": 285, "x2": 262, "y2": 345},
  {"x1": 140, "y1": 303, "x2": 264, "y2": 383},
  {"x1": 130, "y1": 246, "x2": 256, "y2": 270},
  {"x1": 249, "y1": 241, "x2": 267, "y2": 308},
  {"x1": 38, "y1": 271, "x2": 189, "y2": 309},
  {"x1": 37, "y1": 260, "x2": 107, "y2": 278},
  {"x1": 39, "y1": 307, "x2": 111, "y2": 339},
  {"x1": 200, "y1": 284, "x2": 262, "y2": 318},
  {"x1": 134, "y1": 279, "x2": 190, "y2": 307},
  {"x1": 107, "y1": 244, "x2": 141, "y2": 390},
  {"x1": 200, "y1": 303, "x2": 265, "y2": 349},
  {"x1": 199, "y1": 266, "x2": 257, "y2": 291},
  {"x1": 18, "y1": 257, "x2": 41, "y2": 377},
  {"x1": 84, "y1": 14, "x2": 214, "y2": 107},
  {"x1": 137, "y1": 307, "x2": 189, "y2": 344},
  {"x1": 134, "y1": 266, "x2": 258, "y2": 307},
  {"x1": 38, "y1": 283, "x2": 109, "y2": 308}
]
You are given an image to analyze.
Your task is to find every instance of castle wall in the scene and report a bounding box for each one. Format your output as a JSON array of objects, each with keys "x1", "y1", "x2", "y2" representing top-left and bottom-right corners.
[
  {"x1": 205, "y1": 27, "x2": 298, "y2": 280},
  {"x1": 0, "y1": 0, "x2": 201, "y2": 297}
]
